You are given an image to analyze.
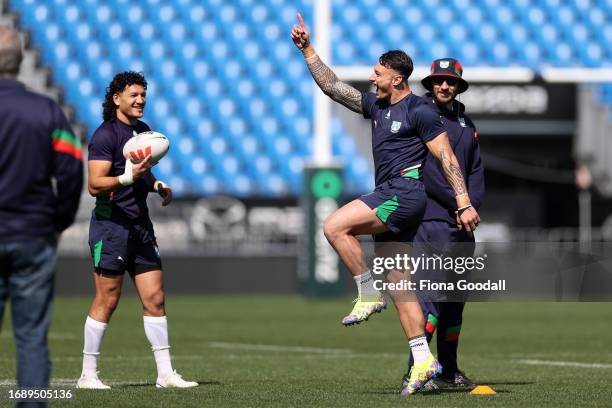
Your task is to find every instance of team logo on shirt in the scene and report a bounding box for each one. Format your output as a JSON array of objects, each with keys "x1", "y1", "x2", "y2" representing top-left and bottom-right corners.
[
  {"x1": 458, "y1": 116, "x2": 466, "y2": 127},
  {"x1": 390, "y1": 121, "x2": 402, "y2": 133}
]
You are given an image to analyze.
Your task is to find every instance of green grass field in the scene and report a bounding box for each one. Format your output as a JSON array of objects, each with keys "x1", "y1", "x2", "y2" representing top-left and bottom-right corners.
[{"x1": 1, "y1": 296, "x2": 611, "y2": 407}]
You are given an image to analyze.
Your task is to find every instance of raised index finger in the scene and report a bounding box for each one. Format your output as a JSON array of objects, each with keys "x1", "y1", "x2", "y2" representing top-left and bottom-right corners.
[{"x1": 297, "y1": 12, "x2": 306, "y2": 29}]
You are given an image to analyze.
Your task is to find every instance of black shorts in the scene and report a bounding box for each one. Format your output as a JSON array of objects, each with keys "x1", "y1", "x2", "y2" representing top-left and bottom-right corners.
[
  {"x1": 359, "y1": 177, "x2": 427, "y2": 242},
  {"x1": 88, "y1": 213, "x2": 162, "y2": 275}
]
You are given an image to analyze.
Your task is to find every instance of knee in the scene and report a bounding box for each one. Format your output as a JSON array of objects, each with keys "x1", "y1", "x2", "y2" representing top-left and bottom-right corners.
[
  {"x1": 323, "y1": 216, "x2": 343, "y2": 244},
  {"x1": 142, "y1": 290, "x2": 165, "y2": 315},
  {"x1": 99, "y1": 292, "x2": 120, "y2": 314},
  {"x1": 395, "y1": 302, "x2": 424, "y2": 324}
]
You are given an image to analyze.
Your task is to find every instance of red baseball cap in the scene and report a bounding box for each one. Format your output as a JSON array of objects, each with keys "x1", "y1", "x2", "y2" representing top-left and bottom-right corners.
[{"x1": 421, "y1": 58, "x2": 469, "y2": 94}]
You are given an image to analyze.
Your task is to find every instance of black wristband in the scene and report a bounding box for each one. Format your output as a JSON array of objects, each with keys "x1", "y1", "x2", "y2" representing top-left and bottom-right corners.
[{"x1": 457, "y1": 205, "x2": 472, "y2": 216}]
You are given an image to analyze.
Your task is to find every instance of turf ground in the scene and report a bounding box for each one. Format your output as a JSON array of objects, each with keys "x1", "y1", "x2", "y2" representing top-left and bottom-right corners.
[{"x1": 1, "y1": 296, "x2": 611, "y2": 407}]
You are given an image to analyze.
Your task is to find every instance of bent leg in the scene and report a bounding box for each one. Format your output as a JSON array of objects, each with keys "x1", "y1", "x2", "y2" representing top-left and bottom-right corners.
[{"x1": 324, "y1": 199, "x2": 388, "y2": 277}]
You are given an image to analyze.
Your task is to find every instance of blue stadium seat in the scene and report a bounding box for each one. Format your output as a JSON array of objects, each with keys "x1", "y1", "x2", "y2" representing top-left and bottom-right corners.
[
  {"x1": 11, "y1": 0, "x2": 612, "y2": 197},
  {"x1": 83, "y1": 3, "x2": 113, "y2": 28}
]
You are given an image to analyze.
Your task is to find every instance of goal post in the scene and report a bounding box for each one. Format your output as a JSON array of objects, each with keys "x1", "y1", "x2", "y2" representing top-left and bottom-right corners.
[
  {"x1": 299, "y1": 0, "x2": 346, "y2": 297},
  {"x1": 299, "y1": 0, "x2": 612, "y2": 297}
]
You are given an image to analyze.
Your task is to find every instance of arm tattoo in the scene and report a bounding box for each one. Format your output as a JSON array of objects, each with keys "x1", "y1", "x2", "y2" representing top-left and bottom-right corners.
[
  {"x1": 307, "y1": 57, "x2": 362, "y2": 113},
  {"x1": 440, "y1": 148, "x2": 467, "y2": 197}
]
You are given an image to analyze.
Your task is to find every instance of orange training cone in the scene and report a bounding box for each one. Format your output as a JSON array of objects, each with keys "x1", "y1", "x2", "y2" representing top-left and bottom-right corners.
[{"x1": 470, "y1": 385, "x2": 496, "y2": 395}]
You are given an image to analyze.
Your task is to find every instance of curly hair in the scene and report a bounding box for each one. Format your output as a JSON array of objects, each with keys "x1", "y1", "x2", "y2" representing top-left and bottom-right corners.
[
  {"x1": 379, "y1": 50, "x2": 414, "y2": 81},
  {"x1": 102, "y1": 71, "x2": 147, "y2": 121}
]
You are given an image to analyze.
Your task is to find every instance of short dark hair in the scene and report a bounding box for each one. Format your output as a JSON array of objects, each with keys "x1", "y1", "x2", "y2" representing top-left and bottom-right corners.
[
  {"x1": 379, "y1": 50, "x2": 413, "y2": 80},
  {"x1": 102, "y1": 71, "x2": 147, "y2": 121},
  {"x1": 0, "y1": 27, "x2": 23, "y2": 76}
]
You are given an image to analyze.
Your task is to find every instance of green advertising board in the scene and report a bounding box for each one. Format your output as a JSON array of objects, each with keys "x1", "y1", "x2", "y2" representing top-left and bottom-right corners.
[{"x1": 299, "y1": 165, "x2": 346, "y2": 297}]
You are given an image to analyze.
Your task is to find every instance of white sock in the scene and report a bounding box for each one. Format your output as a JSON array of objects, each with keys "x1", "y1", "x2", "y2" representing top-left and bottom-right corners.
[
  {"x1": 143, "y1": 315, "x2": 173, "y2": 379},
  {"x1": 82, "y1": 316, "x2": 107, "y2": 376},
  {"x1": 354, "y1": 271, "x2": 378, "y2": 299},
  {"x1": 409, "y1": 335, "x2": 432, "y2": 363}
]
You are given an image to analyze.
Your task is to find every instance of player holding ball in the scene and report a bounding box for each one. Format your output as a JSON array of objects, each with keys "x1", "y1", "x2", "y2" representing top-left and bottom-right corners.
[{"x1": 77, "y1": 71, "x2": 197, "y2": 389}]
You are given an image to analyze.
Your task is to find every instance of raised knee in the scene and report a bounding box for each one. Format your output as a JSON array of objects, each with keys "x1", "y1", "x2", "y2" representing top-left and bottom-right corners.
[{"x1": 323, "y1": 216, "x2": 342, "y2": 244}]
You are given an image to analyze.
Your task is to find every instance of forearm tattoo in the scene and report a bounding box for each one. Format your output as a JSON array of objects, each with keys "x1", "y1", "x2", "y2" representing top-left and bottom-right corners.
[
  {"x1": 440, "y1": 148, "x2": 467, "y2": 197},
  {"x1": 307, "y1": 57, "x2": 362, "y2": 113}
]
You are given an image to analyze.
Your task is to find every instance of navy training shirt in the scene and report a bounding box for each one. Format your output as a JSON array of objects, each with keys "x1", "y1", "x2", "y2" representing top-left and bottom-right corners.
[
  {"x1": 88, "y1": 119, "x2": 153, "y2": 220},
  {"x1": 0, "y1": 79, "x2": 83, "y2": 241},
  {"x1": 420, "y1": 93, "x2": 485, "y2": 224},
  {"x1": 361, "y1": 92, "x2": 445, "y2": 186}
]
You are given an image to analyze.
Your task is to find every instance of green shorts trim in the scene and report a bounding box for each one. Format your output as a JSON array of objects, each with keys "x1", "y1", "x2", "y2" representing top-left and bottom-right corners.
[
  {"x1": 375, "y1": 195, "x2": 399, "y2": 223},
  {"x1": 93, "y1": 240, "x2": 103, "y2": 268}
]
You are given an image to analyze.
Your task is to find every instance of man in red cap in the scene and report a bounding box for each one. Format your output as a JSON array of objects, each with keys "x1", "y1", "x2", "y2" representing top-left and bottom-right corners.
[{"x1": 401, "y1": 58, "x2": 484, "y2": 391}]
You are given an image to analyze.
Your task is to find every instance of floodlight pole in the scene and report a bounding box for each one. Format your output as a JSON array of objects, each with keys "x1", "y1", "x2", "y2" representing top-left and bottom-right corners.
[{"x1": 300, "y1": 0, "x2": 345, "y2": 297}]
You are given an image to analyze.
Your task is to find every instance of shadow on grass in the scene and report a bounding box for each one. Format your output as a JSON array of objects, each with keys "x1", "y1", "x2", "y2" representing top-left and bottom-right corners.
[
  {"x1": 364, "y1": 387, "x2": 514, "y2": 396},
  {"x1": 115, "y1": 380, "x2": 223, "y2": 388},
  {"x1": 421, "y1": 388, "x2": 513, "y2": 395},
  {"x1": 480, "y1": 381, "x2": 534, "y2": 386},
  {"x1": 363, "y1": 388, "x2": 470, "y2": 396}
]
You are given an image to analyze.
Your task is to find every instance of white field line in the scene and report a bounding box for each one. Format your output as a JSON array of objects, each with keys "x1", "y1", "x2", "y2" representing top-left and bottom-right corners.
[
  {"x1": 207, "y1": 341, "x2": 353, "y2": 354},
  {"x1": 207, "y1": 341, "x2": 405, "y2": 359},
  {"x1": 0, "y1": 379, "x2": 152, "y2": 387},
  {"x1": 2, "y1": 357, "x2": 610, "y2": 387},
  {"x1": 0, "y1": 332, "x2": 75, "y2": 340},
  {"x1": 517, "y1": 359, "x2": 612, "y2": 369},
  {"x1": 0, "y1": 354, "x2": 207, "y2": 363},
  {"x1": 0, "y1": 341, "x2": 403, "y2": 367}
]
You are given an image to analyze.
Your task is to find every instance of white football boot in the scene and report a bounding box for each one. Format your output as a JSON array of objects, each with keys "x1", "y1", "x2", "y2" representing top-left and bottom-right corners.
[
  {"x1": 156, "y1": 370, "x2": 198, "y2": 388},
  {"x1": 76, "y1": 372, "x2": 111, "y2": 389}
]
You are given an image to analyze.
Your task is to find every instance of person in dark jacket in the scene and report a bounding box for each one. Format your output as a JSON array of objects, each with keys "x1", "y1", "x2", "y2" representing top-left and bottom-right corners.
[
  {"x1": 402, "y1": 58, "x2": 485, "y2": 390},
  {"x1": 0, "y1": 27, "x2": 83, "y2": 407}
]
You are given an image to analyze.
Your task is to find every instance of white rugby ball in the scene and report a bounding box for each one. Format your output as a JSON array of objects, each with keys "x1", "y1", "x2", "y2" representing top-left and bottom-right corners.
[{"x1": 123, "y1": 131, "x2": 170, "y2": 164}]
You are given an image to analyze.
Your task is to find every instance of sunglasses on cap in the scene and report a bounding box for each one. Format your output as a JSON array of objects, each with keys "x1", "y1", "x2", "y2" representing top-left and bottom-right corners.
[{"x1": 431, "y1": 76, "x2": 459, "y2": 86}]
